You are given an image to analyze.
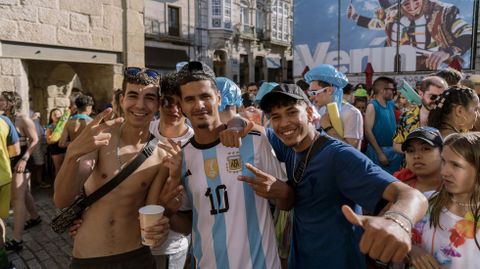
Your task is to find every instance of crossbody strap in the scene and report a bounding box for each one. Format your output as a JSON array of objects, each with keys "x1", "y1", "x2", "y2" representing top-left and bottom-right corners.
[
  {"x1": 303, "y1": 135, "x2": 329, "y2": 167},
  {"x1": 82, "y1": 135, "x2": 158, "y2": 207}
]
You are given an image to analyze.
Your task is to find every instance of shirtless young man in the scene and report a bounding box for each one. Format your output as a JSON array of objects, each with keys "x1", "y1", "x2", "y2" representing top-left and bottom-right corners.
[
  {"x1": 59, "y1": 95, "x2": 94, "y2": 148},
  {"x1": 54, "y1": 68, "x2": 172, "y2": 269},
  {"x1": 0, "y1": 91, "x2": 41, "y2": 252}
]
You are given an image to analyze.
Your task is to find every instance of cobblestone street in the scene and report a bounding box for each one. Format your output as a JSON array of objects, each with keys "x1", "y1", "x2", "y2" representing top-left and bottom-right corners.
[{"x1": 5, "y1": 188, "x2": 72, "y2": 269}]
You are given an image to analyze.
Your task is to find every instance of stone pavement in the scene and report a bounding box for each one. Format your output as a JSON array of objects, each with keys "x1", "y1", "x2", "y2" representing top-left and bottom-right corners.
[{"x1": 5, "y1": 188, "x2": 73, "y2": 269}]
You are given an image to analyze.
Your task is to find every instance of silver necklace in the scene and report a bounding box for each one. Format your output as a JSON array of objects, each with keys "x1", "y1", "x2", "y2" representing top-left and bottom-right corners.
[
  {"x1": 451, "y1": 197, "x2": 479, "y2": 208},
  {"x1": 293, "y1": 132, "x2": 319, "y2": 184}
]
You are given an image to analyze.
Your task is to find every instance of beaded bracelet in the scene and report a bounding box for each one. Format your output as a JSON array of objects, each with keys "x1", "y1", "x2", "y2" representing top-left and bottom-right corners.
[
  {"x1": 385, "y1": 210, "x2": 413, "y2": 230},
  {"x1": 384, "y1": 214, "x2": 411, "y2": 235}
]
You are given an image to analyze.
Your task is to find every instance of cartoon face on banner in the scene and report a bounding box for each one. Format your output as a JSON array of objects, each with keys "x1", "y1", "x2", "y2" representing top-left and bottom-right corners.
[{"x1": 293, "y1": 0, "x2": 475, "y2": 76}]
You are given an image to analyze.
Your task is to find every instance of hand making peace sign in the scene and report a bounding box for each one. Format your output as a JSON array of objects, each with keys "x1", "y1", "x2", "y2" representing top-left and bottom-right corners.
[{"x1": 67, "y1": 108, "x2": 124, "y2": 159}]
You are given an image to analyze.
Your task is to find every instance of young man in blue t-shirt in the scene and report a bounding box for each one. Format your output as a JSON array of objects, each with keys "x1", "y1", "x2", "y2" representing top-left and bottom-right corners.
[{"x1": 237, "y1": 84, "x2": 428, "y2": 268}]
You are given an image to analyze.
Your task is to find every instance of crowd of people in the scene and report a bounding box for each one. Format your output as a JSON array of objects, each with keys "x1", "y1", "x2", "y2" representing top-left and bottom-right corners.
[{"x1": 0, "y1": 61, "x2": 479, "y2": 269}]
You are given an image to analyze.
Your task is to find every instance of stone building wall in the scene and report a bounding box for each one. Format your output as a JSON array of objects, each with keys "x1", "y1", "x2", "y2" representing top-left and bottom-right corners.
[{"x1": 0, "y1": 0, "x2": 144, "y2": 121}]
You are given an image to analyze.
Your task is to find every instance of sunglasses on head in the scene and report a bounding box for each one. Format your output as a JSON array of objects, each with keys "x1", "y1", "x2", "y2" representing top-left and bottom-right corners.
[{"x1": 124, "y1": 67, "x2": 160, "y2": 80}]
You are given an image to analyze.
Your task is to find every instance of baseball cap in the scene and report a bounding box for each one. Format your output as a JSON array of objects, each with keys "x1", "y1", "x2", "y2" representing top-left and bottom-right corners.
[
  {"x1": 259, "y1": 83, "x2": 312, "y2": 111},
  {"x1": 402, "y1": 127, "x2": 443, "y2": 151}
]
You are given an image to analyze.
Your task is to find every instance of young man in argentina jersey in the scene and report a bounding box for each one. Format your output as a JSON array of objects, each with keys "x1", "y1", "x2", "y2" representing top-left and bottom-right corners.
[{"x1": 169, "y1": 62, "x2": 289, "y2": 269}]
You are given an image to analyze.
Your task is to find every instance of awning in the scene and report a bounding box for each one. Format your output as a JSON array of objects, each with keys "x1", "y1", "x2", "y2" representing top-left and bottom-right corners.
[
  {"x1": 145, "y1": 47, "x2": 189, "y2": 70},
  {"x1": 266, "y1": 57, "x2": 281, "y2": 69}
]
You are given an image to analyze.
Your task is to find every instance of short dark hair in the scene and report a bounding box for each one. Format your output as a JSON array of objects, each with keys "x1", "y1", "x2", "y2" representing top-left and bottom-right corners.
[
  {"x1": 247, "y1": 82, "x2": 257, "y2": 88},
  {"x1": 295, "y1": 79, "x2": 310, "y2": 92},
  {"x1": 261, "y1": 94, "x2": 308, "y2": 115},
  {"x1": 75, "y1": 95, "x2": 94, "y2": 111},
  {"x1": 343, "y1": 83, "x2": 354, "y2": 95},
  {"x1": 241, "y1": 93, "x2": 256, "y2": 107},
  {"x1": 176, "y1": 61, "x2": 217, "y2": 96},
  {"x1": 161, "y1": 72, "x2": 179, "y2": 97},
  {"x1": 372, "y1": 76, "x2": 396, "y2": 94}
]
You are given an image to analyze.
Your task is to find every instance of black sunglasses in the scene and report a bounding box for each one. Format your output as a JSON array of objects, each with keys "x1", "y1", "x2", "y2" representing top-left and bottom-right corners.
[
  {"x1": 429, "y1": 94, "x2": 440, "y2": 101},
  {"x1": 124, "y1": 67, "x2": 160, "y2": 80}
]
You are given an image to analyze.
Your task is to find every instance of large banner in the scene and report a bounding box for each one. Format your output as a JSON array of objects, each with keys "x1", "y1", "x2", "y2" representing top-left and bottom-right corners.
[{"x1": 294, "y1": 0, "x2": 476, "y2": 76}]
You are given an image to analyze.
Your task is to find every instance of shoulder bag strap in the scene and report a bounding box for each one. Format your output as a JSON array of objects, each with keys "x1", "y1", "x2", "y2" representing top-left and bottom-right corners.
[{"x1": 81, "y1": 135, "x2": 158, "y2": 207}]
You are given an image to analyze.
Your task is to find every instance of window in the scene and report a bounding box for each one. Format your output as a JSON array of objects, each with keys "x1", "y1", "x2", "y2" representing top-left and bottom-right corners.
[
  {"x1": 168, "y1": 6, "x2": 180, "y2": 36},
  {"x1": 271, "y1": 0, "x2": 290, "y2": 41},
  {"x1": 241, "y1": 1, "x2": 251, "y2": 34},
  {"x1": 210, "y1": 0, "x2": 232, "y2": 29}
]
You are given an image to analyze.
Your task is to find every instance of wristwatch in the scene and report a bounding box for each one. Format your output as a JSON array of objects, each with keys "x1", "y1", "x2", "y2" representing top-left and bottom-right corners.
[{"x1": 20, "y1": 156, "x2": 29, "y2": 161}]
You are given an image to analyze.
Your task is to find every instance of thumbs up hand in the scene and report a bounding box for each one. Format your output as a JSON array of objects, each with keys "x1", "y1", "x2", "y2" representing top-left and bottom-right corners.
[{"x1": 342, "y1": 205, "x2": 411, "y2": 263}]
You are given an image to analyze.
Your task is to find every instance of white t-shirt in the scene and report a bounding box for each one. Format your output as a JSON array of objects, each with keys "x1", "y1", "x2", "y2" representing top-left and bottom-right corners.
[
  {"x1": 319, "y1": 103, "x2": 363, "y2": 140},
  {"x1": 181, "y1": 132, "x2": 286, "y2": 269},
  {"x1": 149, "y1": 119, "x2": 194, "y2": 255},
  {"x1": 414, "y1": 203, "x2": 480, "y2": 268}
]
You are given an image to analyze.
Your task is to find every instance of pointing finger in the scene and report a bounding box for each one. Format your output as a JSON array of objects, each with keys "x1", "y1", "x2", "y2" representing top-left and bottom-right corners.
[{"x1": 245, "y1": 163, "x2": 269, "y2": 178}]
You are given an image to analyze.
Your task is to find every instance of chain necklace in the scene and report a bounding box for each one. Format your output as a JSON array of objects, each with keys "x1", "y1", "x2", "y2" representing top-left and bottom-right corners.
[
  {"x1": 451, "y1": 197, "x2": 479, "y2": 208},
  {"x1": 293, "y1": 132, "x2": 319, "y2": 184}
]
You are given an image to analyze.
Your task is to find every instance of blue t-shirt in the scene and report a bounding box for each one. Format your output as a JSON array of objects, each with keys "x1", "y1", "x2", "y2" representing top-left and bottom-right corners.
[
  {"x1": 370, "y1": 99, "x2": 396, "y2": 147},
  {"x1": 266, "y1": 129, "x2": 397, "y2": 269}
]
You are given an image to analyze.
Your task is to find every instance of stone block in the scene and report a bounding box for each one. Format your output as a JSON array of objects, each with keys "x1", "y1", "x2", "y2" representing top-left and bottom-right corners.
[
  {"x1": 103, "y1": 5, "x2": 123, "y2": 32},
  {"x1": 0, "y1": 18, "x2": 18, "y2": 40},
  {"x1": 0, "y1": 0, "x2": 17, "y2": 4},
  {"x1": 112, "y1": 32, "x2": 123, "y2": 51},
  {"x1": 0, "y1": 58, "x2": 22, "y2": 76},
  {"x1": 126, "y1": 9, "x2": 143, "y2": 34},
  {"x1": 17, "y1": 21, "x2": 56, "y2": 44},
  {"x1": 54, "y1": 97, "x2": 70, "y2": 107},
  {"x1": 46, "y1": 85, "x2": 58, "y2": 97},
  {"x1": 70, "y1": 13, "x2": 89, "y2": 32},
  {"x1": 111, "y1": 0, "x2": 122, "y2": 7},
  {"x1": 38, "y1": 8, "x2": 69, "y2": 28},
  {"x1": 25, "y1": 259, "x2": 42, "y2": 269},
  {"x1": 57, "y1": 27, "x2": 92, "y2": 48},
  {"x1": 127, "y1": 0, "x2": 143, "y2": 12},
  {"x1": 22, "y1": 0, "x2": 57, "y2": 9},
  {"x1": 92, "y1": 33, "x2": 113, "y2": 50},
  {"x1": 47, "y1": 97, "x2": 55, "y2": 108},
  {"x1": 10, "y1": 5, "x2": 38, "y2": 22},
  {"x1": 0, "y1": 76, "x2": 15, "y2": 91},
  {"x1": 59, "y1": 0, "x2": 103, "y2": 16},
  {"x1": 90, "y1": 15, "x2": 103, "y2": 29}
]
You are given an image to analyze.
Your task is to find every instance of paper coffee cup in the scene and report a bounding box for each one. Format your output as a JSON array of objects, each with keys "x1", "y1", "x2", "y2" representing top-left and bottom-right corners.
[{"x1": 139, "y1": 205, "x2": 165, "y2": 246}]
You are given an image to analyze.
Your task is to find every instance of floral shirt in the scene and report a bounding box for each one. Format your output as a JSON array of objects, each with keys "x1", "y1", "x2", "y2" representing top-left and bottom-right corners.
[
  {"x1": 393, "y1": 105, "x2": 421, "y2": 144},
  {"x1": 413, "y1": 208, "x2": 480, "y2": 269}
]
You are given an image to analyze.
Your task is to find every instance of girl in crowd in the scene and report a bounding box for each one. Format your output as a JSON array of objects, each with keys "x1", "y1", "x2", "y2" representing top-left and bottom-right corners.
[
  {"x1": 0, "y1": 91, "x2": 41, "y2": 252},
  {"x1": 410, "y1": 132, "x2": 480, "y2": 269},
  {"x1": 394, "y1": 127, "x2": 443, "y2": 193},
  {"x1": 428, "y1": 87, "x2": 479, "y2": 138},
  {"x1": 45, "y1": 108, "x2": 66, "y2": 177}
]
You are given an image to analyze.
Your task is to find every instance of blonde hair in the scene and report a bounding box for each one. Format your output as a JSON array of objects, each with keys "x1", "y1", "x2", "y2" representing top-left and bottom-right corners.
[{"x1": 429, "y1": 132, "x2": 480, "y2": 249}]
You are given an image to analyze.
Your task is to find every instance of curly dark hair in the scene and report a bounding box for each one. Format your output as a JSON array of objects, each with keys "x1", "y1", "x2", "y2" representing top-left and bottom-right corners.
[
  {"x1": 427, "y1": 86, "x2": 477, "y2": 131},
  {"x1": 1, "y1": 91, "x2": 22, "y2": 115}
]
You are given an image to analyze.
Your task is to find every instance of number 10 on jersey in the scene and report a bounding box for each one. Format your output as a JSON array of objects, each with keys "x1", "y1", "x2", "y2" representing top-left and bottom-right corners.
[{"x1": 205, "y1": 185, "x2": 229, "y2": 215}]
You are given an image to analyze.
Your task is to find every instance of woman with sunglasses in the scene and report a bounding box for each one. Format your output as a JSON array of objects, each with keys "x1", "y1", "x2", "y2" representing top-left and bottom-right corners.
[{"x1": 427, "y1": 86, "x2": 480, "y2": 138}]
